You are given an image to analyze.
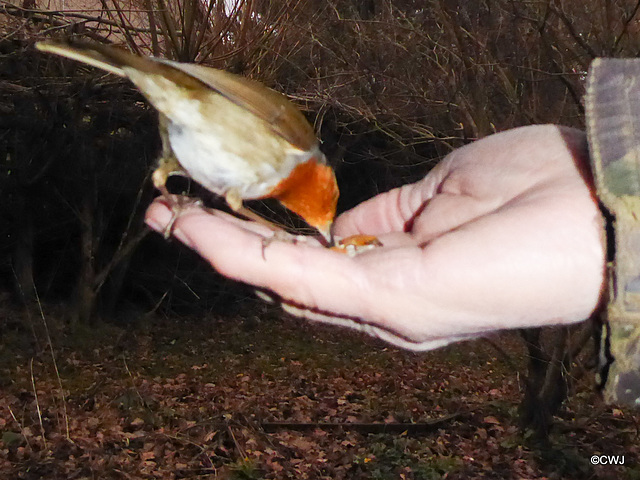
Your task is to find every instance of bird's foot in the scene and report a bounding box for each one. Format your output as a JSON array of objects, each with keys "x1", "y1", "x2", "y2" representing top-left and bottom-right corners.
[
  {"x1": 162, "y1": 195, "x2": 203, "y2": 239},
  {"x1": 260, "y1": 230, "x2": 308, "y2": 259}
]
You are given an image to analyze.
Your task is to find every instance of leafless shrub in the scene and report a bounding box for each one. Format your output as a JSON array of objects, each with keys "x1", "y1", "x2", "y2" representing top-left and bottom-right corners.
[{"x1": 2, "y1": 0, "x2": 640, "y2": 325}]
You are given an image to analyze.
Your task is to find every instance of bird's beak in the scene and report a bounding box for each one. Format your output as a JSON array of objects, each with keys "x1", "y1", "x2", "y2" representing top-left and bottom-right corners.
[{"x1": 318, "y1": 222, "x2": 334, "y2": 247}]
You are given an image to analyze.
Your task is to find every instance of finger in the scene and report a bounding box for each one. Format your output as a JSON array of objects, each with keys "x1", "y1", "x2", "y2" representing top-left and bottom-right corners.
[
  {"x1": 145, "y1": 201, "x2": 372, "y2": 316},
  {"x1": 147, "y1": 198, "x2": 294, "y2": 239},
  {"x1": 336, "y1": 125, "x2": 591, "y2": 240},
  {"x1": 334, "y1": 178, "x2": 436, "y2": 236}
]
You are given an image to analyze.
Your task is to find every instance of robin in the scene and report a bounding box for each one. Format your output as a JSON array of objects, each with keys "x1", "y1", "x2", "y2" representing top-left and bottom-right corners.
[{"x1": 36, "y1": 41, "x2": 339, "y2": 244}]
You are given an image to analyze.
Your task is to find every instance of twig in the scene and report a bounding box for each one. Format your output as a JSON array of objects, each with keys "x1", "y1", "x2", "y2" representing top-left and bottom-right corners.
[
  {"x1": 122, "y1": 356, "x2": 147, "y2": 408},
  {"x1": 227, "y1": 425, "x2": 247, "y2": 459},
  {"x1": 481, "y1": 337, "x2": 521, "y2": 373},
  {"x1": 29, "y1": 358, "x2": 47, "y2": 450},
  {"x1": 0, "y1": 1, "x2": 154, "y2": 33},
  {"x1": 34, "y1": 288, "x2": 70, "y2": 440},
  {"x1": 93, "y1": 228, "x2": 149, "y2": 291},
  {"x1": 261, "y1": 412, "x2": 469, "y2": 434},
  {"x1": 614, "y1": 0, "x2": 640, "y2": 51},
  {"x1": 7, "y1": 406, "x2": 33, "y2": 451},
  {"x1": 157, "y1": 432, "x2": 215, "y2": 468},
  {"x1": 10, "y1": 265, "x2": 40, "y2": 352},
  {"x1": 547, "y1": 3, "x2": 597, "y2": 59}
]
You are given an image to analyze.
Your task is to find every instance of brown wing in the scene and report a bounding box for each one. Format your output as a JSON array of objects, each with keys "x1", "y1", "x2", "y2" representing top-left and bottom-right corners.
[
  {"x1": 37, "y1": 41, "x2": 318, "y2": 152},
  {"x1": 161, "y1": 60, "x2": 318, "y2": 152}
]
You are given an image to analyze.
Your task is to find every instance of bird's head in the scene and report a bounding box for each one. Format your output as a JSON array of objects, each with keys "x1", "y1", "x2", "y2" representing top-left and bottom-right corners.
[{"x1": 270, "y1": 156, "x2": 339, "y2": 245}]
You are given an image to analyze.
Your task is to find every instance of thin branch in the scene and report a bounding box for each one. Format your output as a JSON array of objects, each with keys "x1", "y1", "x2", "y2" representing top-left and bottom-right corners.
[
  {"x1": 261, "y1": 412, "x2": 471, "y2": 434},
  {"x1": 614, "y1": 0, "x2": 640, "y2": 52},
  {"x1": 548, "y1": 3, "x2": 597, "y2": 59},
  {"x1": 35, "y1": 287, "x2": 70, "y2": 439},
  {"x1": 0, "y1": 1, "x2": 154, "y2": 34},
  {"x1": 30, "y1": 358, "x2": 47, "y2": 450}
]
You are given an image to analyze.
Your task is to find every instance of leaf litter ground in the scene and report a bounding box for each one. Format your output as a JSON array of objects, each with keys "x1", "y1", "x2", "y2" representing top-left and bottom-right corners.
[{"x1": 0, "y1": 306, "x2": 638, "y2": 479}]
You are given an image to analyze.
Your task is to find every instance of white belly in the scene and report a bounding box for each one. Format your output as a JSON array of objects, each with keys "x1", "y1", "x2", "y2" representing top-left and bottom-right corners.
[
  {"x1": 165, "y1": 98, "x2": 311, "y2": 199},
  {"x1": 125, "y1": 67, "x2": 317, "y2": 198}
]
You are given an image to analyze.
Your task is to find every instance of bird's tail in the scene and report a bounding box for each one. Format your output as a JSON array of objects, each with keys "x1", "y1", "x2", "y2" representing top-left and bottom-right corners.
[
  {"x1": 36, "y1": 41, "x2": 133, "y2": 77},
  {"x1": 36, "y1": 41, "x2": 206, "y2": 92}
]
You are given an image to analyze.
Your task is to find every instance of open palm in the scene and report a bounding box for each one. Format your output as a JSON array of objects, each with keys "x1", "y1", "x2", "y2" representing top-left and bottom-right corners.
[{"x1": 146, "y1": 125, "x2": 606, "y2": 350}]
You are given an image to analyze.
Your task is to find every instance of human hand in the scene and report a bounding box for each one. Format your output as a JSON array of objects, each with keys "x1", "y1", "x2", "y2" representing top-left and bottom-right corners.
[{"x1": 145, "y1": 125, "x2": 606, "y2": 350}]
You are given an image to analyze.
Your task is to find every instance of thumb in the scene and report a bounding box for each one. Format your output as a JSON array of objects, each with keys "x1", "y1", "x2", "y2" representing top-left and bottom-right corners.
[{"x1": 334, "y1": 176, "x2": 441, "y2": 237}]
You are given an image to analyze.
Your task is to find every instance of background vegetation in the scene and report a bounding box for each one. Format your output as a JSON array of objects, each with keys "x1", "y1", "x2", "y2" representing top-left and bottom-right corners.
[{"x1": 1, "y1": 0, "x2": 640, "y2": 478}]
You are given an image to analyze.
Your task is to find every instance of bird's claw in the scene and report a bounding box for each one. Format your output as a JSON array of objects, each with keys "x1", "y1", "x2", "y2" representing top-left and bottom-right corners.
[
  {"x1": 260, "y1": 230, "x2": 307, "y2": 259},
  {"x1": 162, "y1": 195, "x2": 204, "y2": 239}
]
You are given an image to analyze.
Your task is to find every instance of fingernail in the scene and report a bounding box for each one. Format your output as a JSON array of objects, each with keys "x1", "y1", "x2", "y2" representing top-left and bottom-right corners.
[{"x1": 145, "y1": 218, "x2": 164, "y2": 233}]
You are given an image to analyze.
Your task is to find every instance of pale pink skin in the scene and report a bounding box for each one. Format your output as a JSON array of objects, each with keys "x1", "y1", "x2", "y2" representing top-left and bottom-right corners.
[{"x1": 145, "y1": 125, "x2": 607, "y2": 347}]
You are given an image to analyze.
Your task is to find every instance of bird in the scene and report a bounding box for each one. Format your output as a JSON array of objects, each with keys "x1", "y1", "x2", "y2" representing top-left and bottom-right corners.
[{"x1": 36, "y1": 41, "x2": 339, "y2": 244}]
